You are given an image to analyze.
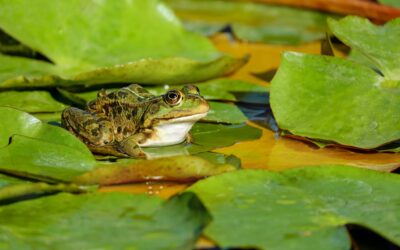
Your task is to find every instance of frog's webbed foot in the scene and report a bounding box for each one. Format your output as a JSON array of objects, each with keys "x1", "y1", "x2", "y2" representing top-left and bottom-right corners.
[
  {"x1": 117, "y1": 133, "x2": 147, "y2": 158},
  {"x1": 61, "y1": 107, "x2": 114, "y2": 146}
]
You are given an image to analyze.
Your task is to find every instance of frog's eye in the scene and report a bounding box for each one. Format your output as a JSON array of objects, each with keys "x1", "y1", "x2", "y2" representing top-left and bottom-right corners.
[{"x1": 164, "y1": 90, "x2": 182, "y2": 106}]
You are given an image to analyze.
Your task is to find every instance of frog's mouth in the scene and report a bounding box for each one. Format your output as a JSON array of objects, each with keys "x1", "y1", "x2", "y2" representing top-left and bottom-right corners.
[
  {"x1": 139, "y1": 112, "x2": 207, "y2": 147},
  {"x1": 157, "y1": 112, "x2": 208, "y2": 124}
]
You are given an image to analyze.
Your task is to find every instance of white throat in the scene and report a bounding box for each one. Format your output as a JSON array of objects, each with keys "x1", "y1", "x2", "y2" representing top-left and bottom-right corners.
[{"x1": 138, "y1": 113, "x2": 207, "y2": 147}]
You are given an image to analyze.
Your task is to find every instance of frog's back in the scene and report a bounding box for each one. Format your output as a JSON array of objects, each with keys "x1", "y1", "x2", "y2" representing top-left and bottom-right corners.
[{"x1": 88, "y1": 84, "x2": 157, "y2": 141}]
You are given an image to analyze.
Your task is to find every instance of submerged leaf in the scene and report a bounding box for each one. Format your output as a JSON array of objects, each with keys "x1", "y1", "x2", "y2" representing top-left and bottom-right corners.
[
  {"x1": 165, "y1": 0, "x2": 331, "y2": 45},
  {"x1": 0, "y1": 192, "x2": 210, "y2": 250},
  {"x1": 190, "y1": 166, "x2": 400, "y2": 250},
  {"x1": 0, "y1": 0, "x2": 245, "y2": 88},
  {"x1": 74, "y1": 155, "x2": 237, "y2": 185}
]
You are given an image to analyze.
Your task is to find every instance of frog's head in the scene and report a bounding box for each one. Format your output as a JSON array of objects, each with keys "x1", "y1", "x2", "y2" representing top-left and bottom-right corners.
[{"x1": 143, "y1": 84, "x2": 209, "y2": 128}]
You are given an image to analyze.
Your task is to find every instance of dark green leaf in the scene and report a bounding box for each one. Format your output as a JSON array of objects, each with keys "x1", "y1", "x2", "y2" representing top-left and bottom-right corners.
[
  {"x1": 0, "y1": 192, "x2": 210, "y2": 250},
  {"x1": 189, "y1": 166, "x2": 400, "y2": 250}
]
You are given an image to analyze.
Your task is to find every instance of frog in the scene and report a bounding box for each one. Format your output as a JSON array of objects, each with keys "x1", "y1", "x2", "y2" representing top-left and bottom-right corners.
[{"x1": 61, "y1": 84, "x2": 209, "y2": 158}]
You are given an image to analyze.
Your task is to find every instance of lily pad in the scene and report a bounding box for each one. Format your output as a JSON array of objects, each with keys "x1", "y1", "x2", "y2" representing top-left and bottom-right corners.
[
  {"x1": 328, "y1": 16, "x2": 400, "y2": 80},
  {"x1": 0, "y1": 0, "x2": 245, "y2": 88},
  {"x1": 74, "y1": 154, "x2": 237, "y2": 185},
  {"x1": 0, "y1": 90, "x2": 66, "y2": 113},
  {"x1": 0, "y1": 173, "x2": 25, "y2": 188},
  {"x1": 0, "y1": 135, "x2": 96, "y2": 182},
  {"x1": 165, "y1": 0, "x2": 331, "y2": 45},
  {"x1": 189, "y1": 166, "x2": 400, "y2": 250},
  {"x1": 270, "y1": 51, "x2": 400, "y2": 149},
  {"x1": 0, "y1": 182, "x2": 90, "y2": 204},
  {"x1": 0, "y1": 107, "x2": 96, "y2": 181},
  {"x1": 203, "y1": 102, "x2": 248, "y2": 124},
  {"x1": 0, "y1": 106, "x2": 90, "y2": 151},
  {"x1": 0, "y1": 192, "x2": 210, "y2": 250}
]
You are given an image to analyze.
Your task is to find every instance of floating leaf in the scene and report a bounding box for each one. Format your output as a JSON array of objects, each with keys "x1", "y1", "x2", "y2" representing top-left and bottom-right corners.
[
  {"x1": 328, "y1": 16, "x2": 400, "y2": 80},
  {"x1": 0, "y1": 182, "x2": 89, "y2": 204},
  {"x1": 165, "y1": 0, "x2": 331, "y2": 45},
  {"x1": 74, "y1": 154, "x2": 237, "y2": 185},
  {"x1": 0, "y1": 107, "x2": 91, "y2": 151},
  {"x1": 0, "y1": 90, "x2": 66, "y2": 113},
  {"x1": 0, "y1": 0, "x2": 245, "y2": 88},
  {"x1": 0, "y1": 107, "x2": 95, "y2": 181},
  {"x1": 271, "y1": 52, "x2": 400, "y2": 149},
  {"x1": 0, "y1": 192, "x2": 210, "y2": 250},
  {"x1": 0, "y1": 173, "x2": 24, "y2": 188},
  {"x1": 189, "y1": 166, "x2": 400, "y2": 250},
  {"x1": 203, "y1": 102, "x2": 248, "y2": 124},
  {"x1": 0, "y1": 135, "x2": 96, "y2": 182}
]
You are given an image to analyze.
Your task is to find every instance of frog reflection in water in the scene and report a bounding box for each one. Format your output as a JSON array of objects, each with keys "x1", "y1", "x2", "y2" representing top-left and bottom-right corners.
[{"x1": 61, "y1": 84, "x2": 209, "y2": 158}]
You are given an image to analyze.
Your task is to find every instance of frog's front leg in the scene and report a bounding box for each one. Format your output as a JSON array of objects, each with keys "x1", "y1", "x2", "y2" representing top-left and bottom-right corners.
[
  {"x1": 117, "y1": 133, "x2": 147, "y2": 158},
  {"x1": 61, "y1": 107, "x2": 119, "y2": 154}
]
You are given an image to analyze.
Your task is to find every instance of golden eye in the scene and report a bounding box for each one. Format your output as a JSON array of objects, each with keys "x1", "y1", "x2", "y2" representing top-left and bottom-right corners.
[{"x1": 164, "y1": 90, "x2": 182, "y2": 106}]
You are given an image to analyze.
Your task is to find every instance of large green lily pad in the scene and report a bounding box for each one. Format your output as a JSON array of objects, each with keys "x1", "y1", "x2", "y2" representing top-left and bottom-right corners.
[
  {"x1": 271, "y1": 52, "x2": 400, "y2": 149},
  {"x1": 189, "y1": 166, "x2": 400, "y2": 250},
  {"x1": 0, "y1": 107, "x2": 96, "y2": 181},
  {"x1": 0, "y1": 192, "x2": 210, "y2": 249},
  {"x1": 0, "y1": 0, "x2": 245, "y2": 88},
  {"x1": 165, "y1": 0, "x2": 331, "y2": 45},
  {"x1": 0, "y1": 90, "x2": 66, "y2": 113}
]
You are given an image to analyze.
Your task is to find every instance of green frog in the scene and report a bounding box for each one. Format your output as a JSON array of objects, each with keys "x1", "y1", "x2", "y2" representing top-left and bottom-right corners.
[{"x1": 61, "y1": 84, "x2": 209, "y2": 158}]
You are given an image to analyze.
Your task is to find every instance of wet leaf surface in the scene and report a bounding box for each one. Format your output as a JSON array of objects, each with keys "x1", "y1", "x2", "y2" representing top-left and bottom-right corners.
[
  {"x1": 165, "y1": 0, "x2": 331, "y2": 45},
  {"x1": 0, "y1": 0, "x2": 245, "y2": 88},
  {"x1": 0, "y1": 192, "x2": 210, "y2": 250},
  {"x1": 189, "y1": 166, "x2": 400, "y2": 250},
  {"x1": 75, "y1": 154, "x2": 237, "y2": 186}
]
